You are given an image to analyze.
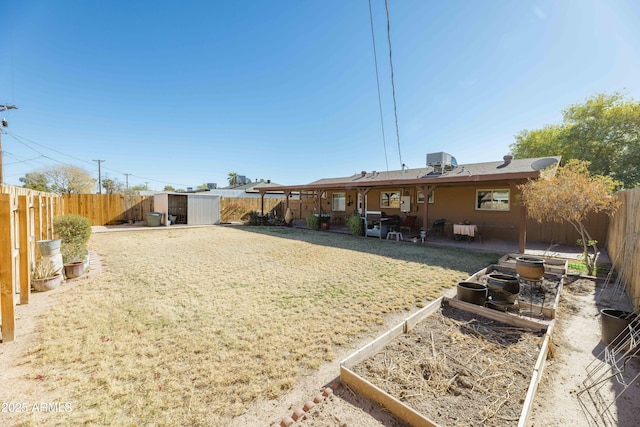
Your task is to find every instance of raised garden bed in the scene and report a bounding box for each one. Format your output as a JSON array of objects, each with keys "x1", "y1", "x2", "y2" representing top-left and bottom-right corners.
[{"x1": 341, "y1": 297, "x2": 554, "y2": 427}]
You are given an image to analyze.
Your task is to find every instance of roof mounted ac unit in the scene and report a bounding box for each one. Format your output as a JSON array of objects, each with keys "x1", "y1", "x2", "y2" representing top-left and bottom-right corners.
[{"x1": 427, "y1": 152, "x2": 457, "y2": 174}]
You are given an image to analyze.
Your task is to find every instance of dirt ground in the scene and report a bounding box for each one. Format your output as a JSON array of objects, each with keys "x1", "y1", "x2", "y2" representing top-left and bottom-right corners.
[{"x1": 1, "y1": 227, "x2": 639, "y2": 427}]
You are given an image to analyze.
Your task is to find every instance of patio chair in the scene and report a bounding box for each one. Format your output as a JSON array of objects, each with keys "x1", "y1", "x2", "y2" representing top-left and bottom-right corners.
[
  {"x1": 431, "y1": 218, "x2": 446, "y2": 236},
  {"x1": 399, "y1": 215, "x2": 417, "y2": 232}
]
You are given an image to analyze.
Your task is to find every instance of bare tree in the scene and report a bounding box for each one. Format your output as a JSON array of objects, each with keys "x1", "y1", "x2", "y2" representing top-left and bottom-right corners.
[{"x1": 519, "y1": 160, "x2": 620, "y2": 275}]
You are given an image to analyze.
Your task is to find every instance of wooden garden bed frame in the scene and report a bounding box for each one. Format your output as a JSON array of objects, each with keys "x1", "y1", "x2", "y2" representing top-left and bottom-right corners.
[{"x1": 340, "y1": 296, "x2": 555, "y2": 427}]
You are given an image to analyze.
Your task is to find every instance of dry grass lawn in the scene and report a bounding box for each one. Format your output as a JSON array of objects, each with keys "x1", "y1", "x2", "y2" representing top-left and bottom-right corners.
[{"x1": 3, "y1": 226, "x2": 500, "y2": 426}]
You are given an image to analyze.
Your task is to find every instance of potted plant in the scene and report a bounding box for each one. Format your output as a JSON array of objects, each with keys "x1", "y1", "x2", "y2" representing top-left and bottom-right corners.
[
  {"x1": 319, "y1": 214, "x2": 331, "y2": 230},
  {"x1": 32, "y1": 261, "x2": 63, "y2": 292},
  {"x1": 53, "y1": 214, "x2": 92, "y2": 278}
]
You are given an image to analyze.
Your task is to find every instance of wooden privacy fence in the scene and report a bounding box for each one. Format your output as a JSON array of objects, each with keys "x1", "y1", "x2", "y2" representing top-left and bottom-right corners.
[
  {"x1": 61, "y1": 194, "x2": 154, "y2": 226},
  {"x1": 0, "y1": 185, "x2": 61, "y2": 342},
  {"x1": 606, "y1": 188, "x2": 640, "y2": 306},
  {"x1": 219, "y1": 197, "x2": 286, "y2": 223}
]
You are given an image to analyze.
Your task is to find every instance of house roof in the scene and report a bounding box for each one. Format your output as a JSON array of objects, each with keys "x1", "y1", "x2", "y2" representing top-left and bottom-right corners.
[
  {"x1": 222, "y1": 180, "x2": 283, "y2": 192},
  {"x1": 259, "y1": 156, "x2": 561, "y2": 193}
]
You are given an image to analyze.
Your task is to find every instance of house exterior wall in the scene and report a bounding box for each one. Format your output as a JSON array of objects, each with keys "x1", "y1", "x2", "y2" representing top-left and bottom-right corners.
[
  {"x1": 362, "y1": 185, "x2": 521, "y2": 239},
  {"x1": 336, "y1": 186, "x2": 607, "y2": 244},
  {"x1": 293, "y1": 185, "x2": 608, "y2": 244}
]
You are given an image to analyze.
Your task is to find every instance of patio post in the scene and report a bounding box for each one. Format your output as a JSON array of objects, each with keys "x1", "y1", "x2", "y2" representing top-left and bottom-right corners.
[
  {"x1": 519, "y1": 204, "x2": 527, "y2": 254},
  {"x1": 417, "y1": 185, "x2": 436, "y2": 237}
]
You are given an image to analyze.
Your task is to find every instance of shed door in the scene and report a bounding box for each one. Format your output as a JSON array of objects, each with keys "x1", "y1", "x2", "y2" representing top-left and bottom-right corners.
[{"x1": 168, "y1": 195, "x2": 188, "y2": 224}]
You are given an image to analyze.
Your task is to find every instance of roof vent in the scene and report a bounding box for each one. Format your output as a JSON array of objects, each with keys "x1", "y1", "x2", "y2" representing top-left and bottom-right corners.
[
  {"x1": 503, "y1": 155, "x2": 513, "y2": 165},
  {"x1": 361, "y1": 171, "x2": 366, "y2": 177}
]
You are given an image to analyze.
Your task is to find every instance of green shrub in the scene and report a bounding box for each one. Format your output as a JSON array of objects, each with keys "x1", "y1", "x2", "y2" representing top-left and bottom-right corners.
[
  {"x1": 246, "y1": 211, "x2": 262, "y2": 226},
  {"x1": 54, "y1": 214, "x2": 91, "y2": 263},
  {"x1": 305, "y1": 213, "x2": 319, "y2": 230},
  {"x1": 347, "y1": 211, "x2": 363, "y2": 236}
]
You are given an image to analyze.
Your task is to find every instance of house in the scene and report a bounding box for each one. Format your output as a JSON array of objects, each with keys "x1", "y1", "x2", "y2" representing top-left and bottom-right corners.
[{"x1": 257, "y1": 153, "x2": 607, "y2": 252}]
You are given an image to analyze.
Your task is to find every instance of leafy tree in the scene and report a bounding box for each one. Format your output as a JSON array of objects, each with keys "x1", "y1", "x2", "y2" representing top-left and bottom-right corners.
[
  {"x1": 196, "y1": 183, "x2": 209, "y2": 190},
  {"x1": 228, "y1": 172, "x2": 238, "y2": 186},
  {"x1": 510, "y1": 92, "x2": 640, "y2": 189},
  {"x1": 518, "y1": 160, "x2": 620, "y2": 275},
  {"x1": 19, "y1": 172, "x2": 50, "y2": 191},
  {"x1": 163, "y1": 185, "x2": 175, "y2": 192},
  {"x1": 102, "y1": 178, "x2": 125, "y2": 194},
  {"x1": 42, "y1": 165, "x2": 95, "y2": 194},
  {"x1": 131, "y1": 183, "x2": 149, "y2": 191}
]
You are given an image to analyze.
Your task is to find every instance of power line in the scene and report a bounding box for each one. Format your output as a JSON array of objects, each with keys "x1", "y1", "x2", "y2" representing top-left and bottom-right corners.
[
  {"x1": 368, "y1": 0, "x2": 389, "y2": 172},
  {"x1": 385, "y1": 0, "x2": 403, "y2": 169},
  {"x1": 4, "y1": 130, "x2": 192, "y2": 188}
]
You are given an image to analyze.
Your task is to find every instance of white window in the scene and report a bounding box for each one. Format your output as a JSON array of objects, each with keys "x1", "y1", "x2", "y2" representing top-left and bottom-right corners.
[
  {"x1": 476, "y1": 189, "x2": 510, "y2": 211},
  {"x1": 417, "y1": 191, "x2": 434, "y2": 204},
  {"x1": 380, "y1": 191, "x2": 400, "y2": 208},
  {"x1": 332, "y1": 193, "x2": 346, "y2": 211}
]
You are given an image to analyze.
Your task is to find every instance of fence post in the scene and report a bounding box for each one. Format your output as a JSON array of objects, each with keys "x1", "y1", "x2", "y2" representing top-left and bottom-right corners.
[{"x1": 0, "y1": 193, "x2": 15, "y2": 342}]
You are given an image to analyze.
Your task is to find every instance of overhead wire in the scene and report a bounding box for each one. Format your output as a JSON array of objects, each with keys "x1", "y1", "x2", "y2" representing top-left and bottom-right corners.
[
  {"x1": 3, "y1": 131, "x2": 191, "y2": 188},
  {"x1": 385, "y1": 0, "x2": 403, "y2": 169},
  {"x1": 368, "y1": 0, "x2": 389, "y2": 172}
]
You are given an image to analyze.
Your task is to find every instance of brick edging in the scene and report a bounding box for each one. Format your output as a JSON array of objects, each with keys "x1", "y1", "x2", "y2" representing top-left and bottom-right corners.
[{"x1": 270, "y1": 380, "x2": 341, "y2": 427}]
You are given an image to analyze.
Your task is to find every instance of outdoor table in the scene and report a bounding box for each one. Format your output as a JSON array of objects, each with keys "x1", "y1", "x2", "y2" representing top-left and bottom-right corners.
[{"x1": 453, "y1": 224, "x2": 479, "y2": 241}]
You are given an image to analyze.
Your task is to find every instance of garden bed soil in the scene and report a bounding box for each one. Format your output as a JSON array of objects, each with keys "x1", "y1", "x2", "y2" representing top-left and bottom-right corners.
[{"x1": 347, "y1": 303, "x2": 546, "y2": 426}]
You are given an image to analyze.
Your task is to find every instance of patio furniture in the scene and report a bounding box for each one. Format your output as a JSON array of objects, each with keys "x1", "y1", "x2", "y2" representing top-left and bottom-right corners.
[
  {"x1": 386, "y1": 231, "x2": 403, "y2": 241},
  {"x1": 453, "y1": 223, "x2": 481, "y2": 242},
  {"x1": 399, "y1": 215, "x2": 417, "y2": 232},
  {"x1": 431, "y1": 218, "x2": 446, "y2": 236}
]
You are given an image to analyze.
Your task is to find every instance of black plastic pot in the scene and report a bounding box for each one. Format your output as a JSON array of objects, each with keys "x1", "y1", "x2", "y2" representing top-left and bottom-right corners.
[
  {"x1": 486, "y1": 273, "x2": 520, "y2": 303},
  {"x1": 600, "y1": 309, "x2": 635, "y2": 347},
  {"x1": 457, "y1": 282, "x2": 488, "y2": 306}
]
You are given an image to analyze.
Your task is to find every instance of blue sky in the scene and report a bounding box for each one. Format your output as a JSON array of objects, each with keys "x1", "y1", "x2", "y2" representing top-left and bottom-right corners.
[{"x1": 1, "y1": 0, "x2": 639, "y2": 191}]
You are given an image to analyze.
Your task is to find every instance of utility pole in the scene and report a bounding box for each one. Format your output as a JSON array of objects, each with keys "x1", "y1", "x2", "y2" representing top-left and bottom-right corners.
[
  {"x1": 124, "y1": 173, "x2": 130, "y2": 189},
  {"x1": 0, "y1": 104, "x2": 19, "y2": 185},
  {"x1": 93, "y1": 159, "x2": 105, "y2": 194}
]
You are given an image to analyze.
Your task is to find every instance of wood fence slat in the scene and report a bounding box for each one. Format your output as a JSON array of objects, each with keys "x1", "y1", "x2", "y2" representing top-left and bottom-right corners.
[
  {"x1": 18, "y1": 196, "x2": 31, "y2": 305},
  {"x1": 0, "y1": 193, "x2": 15, "y2": 342},
  {"x1": 62, "y1": 193, "x2": 154, "y2": 225}
]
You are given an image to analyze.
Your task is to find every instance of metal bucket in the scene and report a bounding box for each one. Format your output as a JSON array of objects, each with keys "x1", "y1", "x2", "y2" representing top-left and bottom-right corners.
[
  {"x1": 37, "y1": 239, "x2": 62, "y2": 256},
  {"x1": 457, "y1": 282, "x2": 488, "y2": 306}
]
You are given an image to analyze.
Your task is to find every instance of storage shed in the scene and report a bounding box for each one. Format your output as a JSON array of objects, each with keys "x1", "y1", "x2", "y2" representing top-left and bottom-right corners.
[{"x1": 152, "y1": 192, "x2": 220, "y2": 226}]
